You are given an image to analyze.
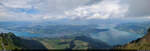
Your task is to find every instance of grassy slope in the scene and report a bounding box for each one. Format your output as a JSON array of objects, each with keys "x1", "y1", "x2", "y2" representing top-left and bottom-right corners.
[
  {"x1": 0, "y1": 32, "x2": 110, "y2": 50},
  {"x1": 37, "y1": 38, "x2": 89, "y2": 49},
  {"x1": 0, "y1": 32, "x2": 47, "y2": 50},
  {"x1": 0, "y1": 32, "x2": 21, "y2": 50},
  {"x1": 36, "y1": 35, "x2": 110, "y2": 50}
]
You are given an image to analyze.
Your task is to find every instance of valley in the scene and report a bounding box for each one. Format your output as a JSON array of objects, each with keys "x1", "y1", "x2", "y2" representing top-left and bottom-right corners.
[{"x1": 0, "y1": 21, "x2": 150, "y2": 50}]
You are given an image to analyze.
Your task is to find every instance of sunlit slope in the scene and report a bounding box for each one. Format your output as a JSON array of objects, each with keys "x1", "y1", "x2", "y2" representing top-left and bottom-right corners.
[{"x1": 37, "y1": 35, "x2": 111, "y2": 49}]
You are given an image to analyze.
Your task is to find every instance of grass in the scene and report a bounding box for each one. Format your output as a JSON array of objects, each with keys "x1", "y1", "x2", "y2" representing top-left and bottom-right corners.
[
  {"x1": 38, "y1": 38, "x2": 89, "y2": 49},
  {"x1": 0, "y1": 32, "x2": 21, "y2": 50},
  {"x1": 73, "y1": 40, "x2": 88, "y2": 49},
  {"x1": 39, "y1": 38, "x2": 72, "y2": 49},
  {"x1": 116, "y1": 38, "x2": 150, "y2": 50}
]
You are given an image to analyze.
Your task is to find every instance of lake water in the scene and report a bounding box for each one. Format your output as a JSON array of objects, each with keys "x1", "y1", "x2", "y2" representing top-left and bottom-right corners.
[
  {"x1": 0, "y1": 26, "x2": 144, "y2": 46},
  {"x1": 0, "y1": 28, "x2": 41, "y2": 37},
  {"x1": 90, "y1": 25, "x2": 144, "y2": 46}
]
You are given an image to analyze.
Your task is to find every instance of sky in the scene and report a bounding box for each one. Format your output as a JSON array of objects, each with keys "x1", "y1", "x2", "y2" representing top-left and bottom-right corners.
[{"x1": 0, "y1": 0, "x2": 150, "y2": 21}]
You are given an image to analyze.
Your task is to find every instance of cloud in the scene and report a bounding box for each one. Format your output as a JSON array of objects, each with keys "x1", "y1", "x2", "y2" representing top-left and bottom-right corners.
[
  {"x1": 0, "y1": 0, "x2": 32, "y2": 9},
  {"x1": 125, "y1": 0, "x2": 150, "y2": 17},
  {"x1": 0, "y1": 0, "x2": 149, "y2": 21},
  {"x1": 0, "y1": 0, "x2": 100, "y2": 21},
  {"x1": 64, "y1": 0, "x2": 128, "y2": 20}
]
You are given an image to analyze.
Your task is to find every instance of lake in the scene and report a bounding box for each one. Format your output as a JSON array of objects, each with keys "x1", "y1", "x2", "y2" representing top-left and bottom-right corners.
[
  {"x1": 0, "y1": 28, "x2": 41, "y2": 37},
  {"x1": 0, "y1": 26, "x2": 144, "y2": 46},
  {"x1": 90, "y1": 25, "x2": 144, "y2": 45}
]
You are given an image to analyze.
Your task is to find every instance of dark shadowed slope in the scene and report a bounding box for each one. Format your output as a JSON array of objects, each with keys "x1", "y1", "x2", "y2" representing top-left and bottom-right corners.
[
  {"x1": 16, "y1": 38, "x2": 47, "y2": 49},
  {"x1": 0, "y1": 32, "x2": 47, "y2": 50},
  {"x1": 74, "y1": 36, "x2": 111, "y2": 49}
]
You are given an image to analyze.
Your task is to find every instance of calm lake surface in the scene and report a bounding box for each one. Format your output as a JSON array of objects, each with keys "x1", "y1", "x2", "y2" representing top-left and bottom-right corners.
[
  {"x1": 0, "y1": 28, "x2": 41, "y2": 37},
  {"x1": 0, "y1": 26, "x2": 144, "y2": 46},
  {"x1": 90, "y1": 25, "x2": 144, "y2": 45}
]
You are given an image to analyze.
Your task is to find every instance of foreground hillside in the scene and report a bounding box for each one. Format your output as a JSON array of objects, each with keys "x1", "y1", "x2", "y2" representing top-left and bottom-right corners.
[
  {"x1": 0, "y1": 32, "x2": 21, "y2": 50},
  {"x1": 0, "y1": 32, "x2": 46, "y2": 50},
  {"x1": 0, "y1": 32, "x2": 111, "y2": 50},
  {"x1": 116, "y1": 28, "x2": 150, "y2": 50}
]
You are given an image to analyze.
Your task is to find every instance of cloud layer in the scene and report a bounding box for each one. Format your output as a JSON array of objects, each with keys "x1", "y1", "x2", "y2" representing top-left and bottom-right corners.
[
  {"x1": 0, "y1": 0, "x2": 150, "y2": 21},
  {"x1": 64, "y1": 0, "x2": 128, "y2": 20}
]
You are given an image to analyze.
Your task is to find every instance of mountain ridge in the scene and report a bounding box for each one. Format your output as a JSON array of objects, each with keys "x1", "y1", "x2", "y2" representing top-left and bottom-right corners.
[{"x1": 0, "y1": 32, "x2": 47, "y2": 50}]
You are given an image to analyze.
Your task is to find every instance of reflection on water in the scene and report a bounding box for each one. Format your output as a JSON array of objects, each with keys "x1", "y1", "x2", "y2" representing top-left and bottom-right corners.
[
  {"x1": 90, "y1": 26, "x2": 144, "y2": 46},
  {"x1": 0, "y1": 26, "x2": 144, "y2": 46}
]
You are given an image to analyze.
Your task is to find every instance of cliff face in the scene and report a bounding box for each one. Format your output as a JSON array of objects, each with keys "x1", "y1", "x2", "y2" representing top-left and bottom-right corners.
[{"x1": 115, "y1": 28, "x2": 150, "y2": 50}]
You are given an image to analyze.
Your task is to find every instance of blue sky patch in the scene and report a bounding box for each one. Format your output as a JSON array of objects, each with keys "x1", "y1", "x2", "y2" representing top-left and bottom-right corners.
[{"x1": 11, "y1": 8, "x2": 40, "y2": 14}]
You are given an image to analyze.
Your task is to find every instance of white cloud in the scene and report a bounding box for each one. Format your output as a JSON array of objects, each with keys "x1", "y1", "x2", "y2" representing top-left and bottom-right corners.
[
  {"x1": 0, "y1": 0, "x2": 32, "y2": 9},
  {"x1": 0, "y1": 0, "x2": 149, "y2": 21},
  {"x1": 0, "y1": 0, "x2": 98, "y2": 21},
  {"x1": 64, "y1": 0, "x2": 129, "y2": 20}
]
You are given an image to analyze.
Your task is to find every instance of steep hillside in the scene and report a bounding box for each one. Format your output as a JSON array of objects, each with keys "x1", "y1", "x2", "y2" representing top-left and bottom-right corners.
[
  {"x1": 0, "y1": 32, "x2": 46, "y2": 50},
  {"x1": 115, "y1": 28, "x2": 150, "y2": 50},
  {"x1": 0, "y1": 32, "x2": 21, "y2": 50},
  {"x1": 0, "y1": 32, "x2": 111, "y2": 50}
]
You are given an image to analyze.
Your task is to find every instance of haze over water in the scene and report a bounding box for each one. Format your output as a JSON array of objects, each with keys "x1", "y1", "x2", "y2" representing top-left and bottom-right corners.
[{"x1": 0, "y1": 24, "x2": 144, "y2": 46}]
